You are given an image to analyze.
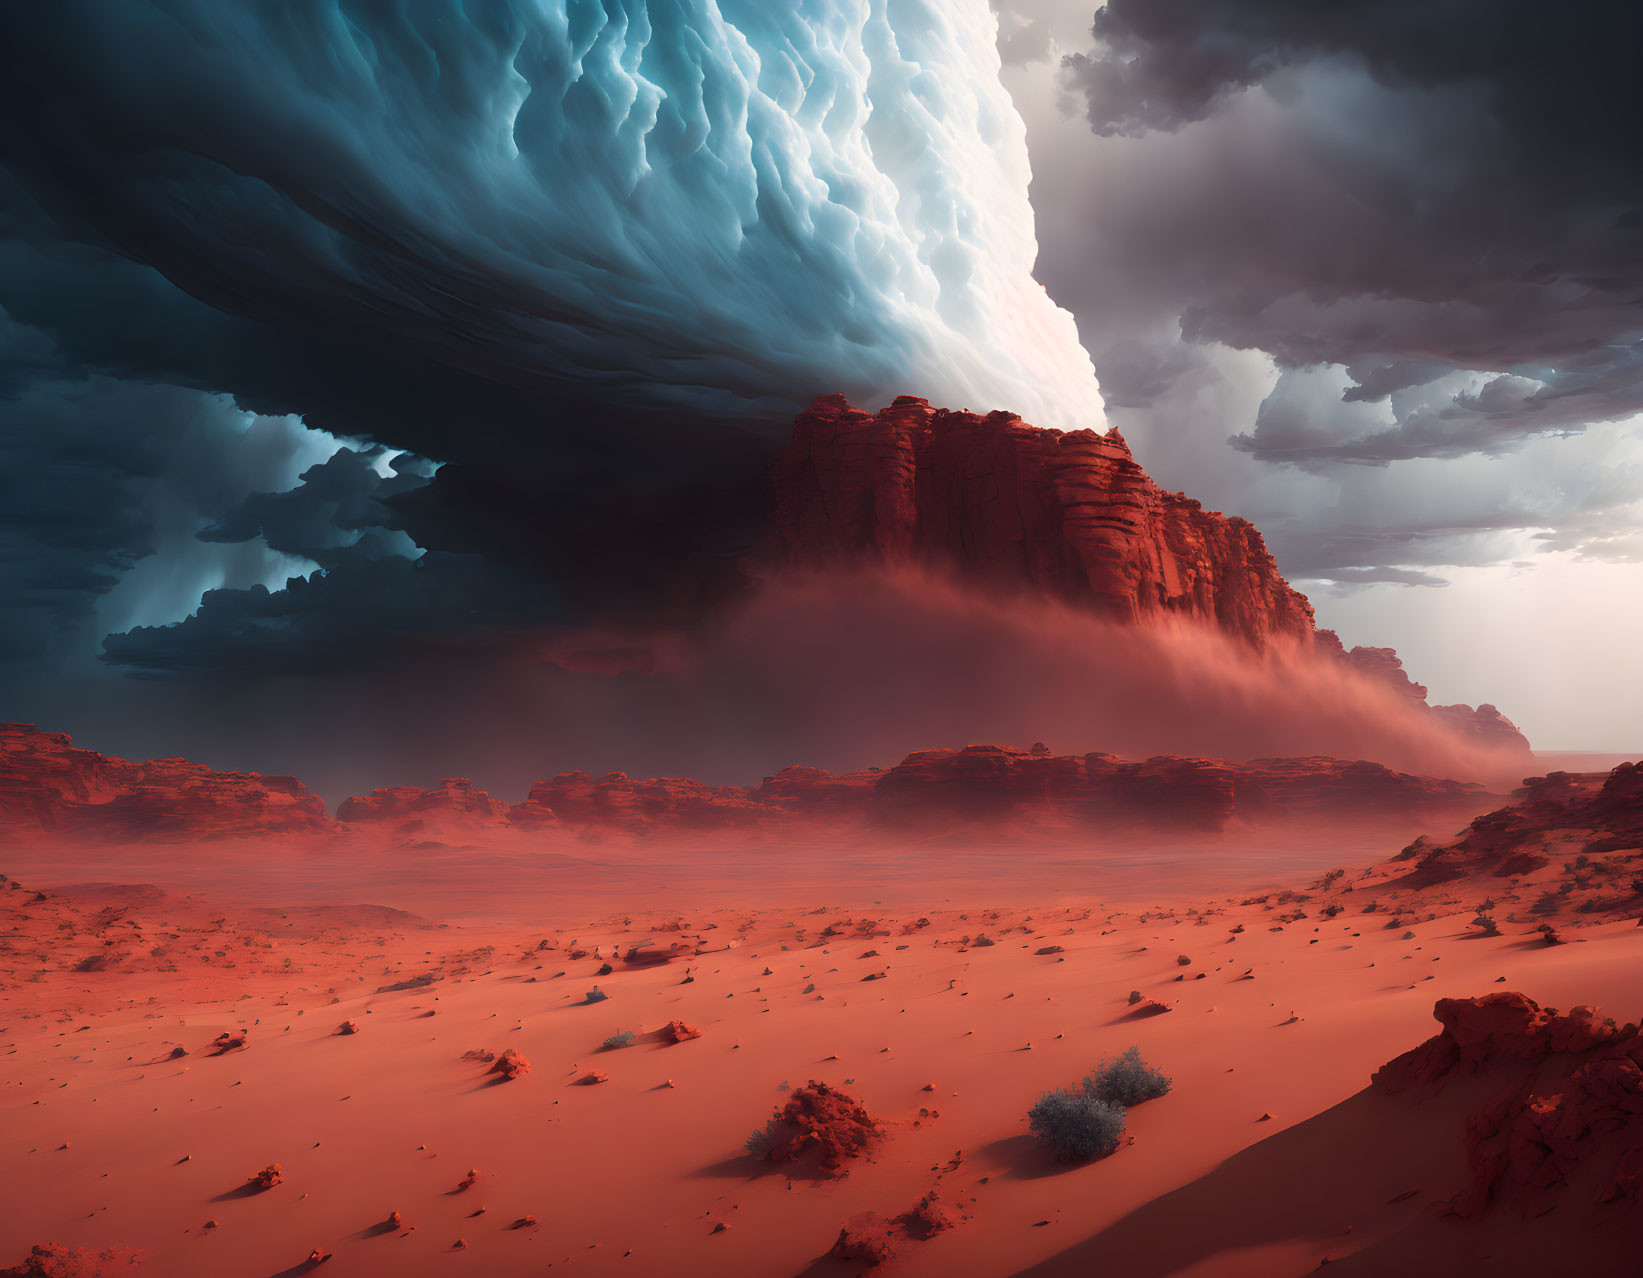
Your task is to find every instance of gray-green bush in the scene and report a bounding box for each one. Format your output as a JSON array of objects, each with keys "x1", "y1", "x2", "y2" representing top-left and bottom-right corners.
[
  {"x1": 1027, "y1": 1089, "x2": 1126, "y2": 1160},
  {"x1": 1084, "y1": 1046, "x2": 1171, "y2": 1106}
]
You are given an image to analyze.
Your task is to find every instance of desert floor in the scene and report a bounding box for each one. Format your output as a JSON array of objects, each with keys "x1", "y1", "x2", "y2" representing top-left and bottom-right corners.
[{"x1": 4, "y1": 830, "x2": 1642, "y2": 1277}]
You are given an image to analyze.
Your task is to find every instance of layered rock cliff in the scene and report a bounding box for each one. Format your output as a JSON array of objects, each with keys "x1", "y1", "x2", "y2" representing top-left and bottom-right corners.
[
  {"x1": 771, "y1": 394, "x2": 1318, "y2": 646},
  {"x1": 768, "y1": 394, "x2": 1528, "y2": 751}
]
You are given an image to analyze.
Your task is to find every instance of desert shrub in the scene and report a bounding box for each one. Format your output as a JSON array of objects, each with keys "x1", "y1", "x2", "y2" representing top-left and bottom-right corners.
[
  {"x1": 1471, "y1": 913, "x2": 1500, "y2": 937},
  {"x1": 1028, "y1": 1089, "x2": 1126, "y2": 1160},
  {"x1": 582, "y1": 986, "x2": 608, "y2": 1004},
  {"x1": 602, "y1": 1030, "x2": 635, "y2": 1050},
  {"x1": 1084, "y1": 1046, "x2": 1171, "y2": 1106}
]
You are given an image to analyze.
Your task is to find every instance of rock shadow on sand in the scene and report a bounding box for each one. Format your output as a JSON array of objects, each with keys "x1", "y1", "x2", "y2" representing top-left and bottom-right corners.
[{"x1": 976, "y1": 1133, "x2": 1082, "y2": 1180}]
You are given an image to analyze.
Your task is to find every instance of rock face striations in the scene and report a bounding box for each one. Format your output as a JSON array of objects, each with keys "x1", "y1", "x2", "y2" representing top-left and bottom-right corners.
[
  {"x1": 768, "y1": 395, "x2": 1528, "y2": 751},
  {"x1": 771, "y1": 394, "x2": 1317, "y2": 647}
]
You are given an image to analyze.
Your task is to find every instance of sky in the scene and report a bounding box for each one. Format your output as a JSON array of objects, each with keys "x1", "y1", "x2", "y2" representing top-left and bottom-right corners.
[
  {"x1": 992, "y1": 0, "x2": 1643, "y2": 749},
  {"x1": 0, "y1": 0, "x2": 1639, "y2": 793}
]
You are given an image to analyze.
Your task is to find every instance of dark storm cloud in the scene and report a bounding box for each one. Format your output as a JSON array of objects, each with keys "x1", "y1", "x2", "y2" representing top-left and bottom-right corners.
[
  {"x1": 0, "y1": 0, "x2": 1099, "y2": 429},
  {"x1": 0, "y1": 352, "x2": 333, "y2": 662},
  {"x1": 200, "y1": 449, "x2": 435, "y2": 565},
  {"x1": 0, "y1": 166, "x2": 780, "y2": 676},
  {"x1": 99, "y1": 552, "x2": 535, "y2": 678},
  {"x1": 1051, "y1": 0, "x2": 1643, "y2": 460}
]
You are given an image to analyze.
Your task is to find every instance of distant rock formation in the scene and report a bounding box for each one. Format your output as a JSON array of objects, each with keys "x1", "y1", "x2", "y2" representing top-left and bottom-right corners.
[
  {"x1": 335, "y1": 778, "x2": 511, "y2": 838},
  {"x1": 1313, "y1": 631, "x2": 1529, "y2": 753},
  {"x1": 1, "y1": 721, "x2": 1501, "y2": 844},
  {"x1": 502, "y1": 743, "x2": 1489, "y2": 838},
  {"x1": 510, "y1": 771, "x2": 766, "y2": 833},
  {"x1": 0, "y1": 723, "x2": 332, "y2": 841},
  {"x1": 1394, "y1": 760, "x2": 1643, "y2": 887}
]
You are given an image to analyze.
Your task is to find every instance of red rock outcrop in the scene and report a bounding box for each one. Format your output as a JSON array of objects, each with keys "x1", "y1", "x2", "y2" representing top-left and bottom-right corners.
[
  {"x1": 859, "y1": 746, "x2": 1488, "y2": 830},
  {"x1": 513, "y1": 770, "x2": 769, "y2": 834},
  {"x1": 2, "y1": 719, "x2": 1502, "y2": 846},
  {"x1": 487, "y1": 1048, "x2": 530, "y2": 1081},
  {"x1": 771, "y1": 394, "x2": 1317, "y2": 647},
  {"x1": 1393, "y1": 760, "x2": 1643, "y2": 890},
  {"x1": 769, "y1": 396, "x2": 1527, "y2": 750},
  {"x1": 1375, "y1": 994, "x2": 1643, "y2": 1214},
  {"x1": 335, "y1": 777, "x2": 510, "y2": 839},
  {"x1": 0, "y1": 723, "x2": 332, "y2": 841},
  {"x1": 504, "y1": 744, "x2": 1488, "y2": 837},
  {"x1": 1375, "y1": 993, "x2": 1628, "y2": 1091}
]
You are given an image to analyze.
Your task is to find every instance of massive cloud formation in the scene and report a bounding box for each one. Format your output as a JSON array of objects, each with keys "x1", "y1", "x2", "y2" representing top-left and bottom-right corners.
[
  {"x1": 0, "y1": 0, "x2": 1099, "y2": 433},
  {"x1": 0, "y1": 0, "x2": 1108, "y2": 700},
  {"x1": 0, "y1": 356, "x2": 339, "y2": 664}
]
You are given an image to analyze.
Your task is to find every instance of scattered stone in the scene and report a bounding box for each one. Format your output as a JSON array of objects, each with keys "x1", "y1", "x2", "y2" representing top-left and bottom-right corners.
[{"x1": 487, "y1": 1049, "x2": 530, "y2": 1081}]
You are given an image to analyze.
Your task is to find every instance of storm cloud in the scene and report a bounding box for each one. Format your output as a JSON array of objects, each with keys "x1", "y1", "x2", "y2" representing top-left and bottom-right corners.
[
  {"x1": 0, "y1": 0, "x2": 1113, "y2": 691},
  {"x1": 0, "y1": 0, "x2": 1099, "y2": 432},
  {"x1": 989, "y1": 0, "x2": 1643, "y2": 591},
  {"x1": 1061, "y1": 0, "x2": 1643, "y2": 456}
]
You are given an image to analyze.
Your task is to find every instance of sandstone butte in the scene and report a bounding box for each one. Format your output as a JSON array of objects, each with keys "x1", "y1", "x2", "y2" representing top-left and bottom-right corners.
[{"x1": 770, "y1": 394, "x2": 1525, "y2": 752}]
